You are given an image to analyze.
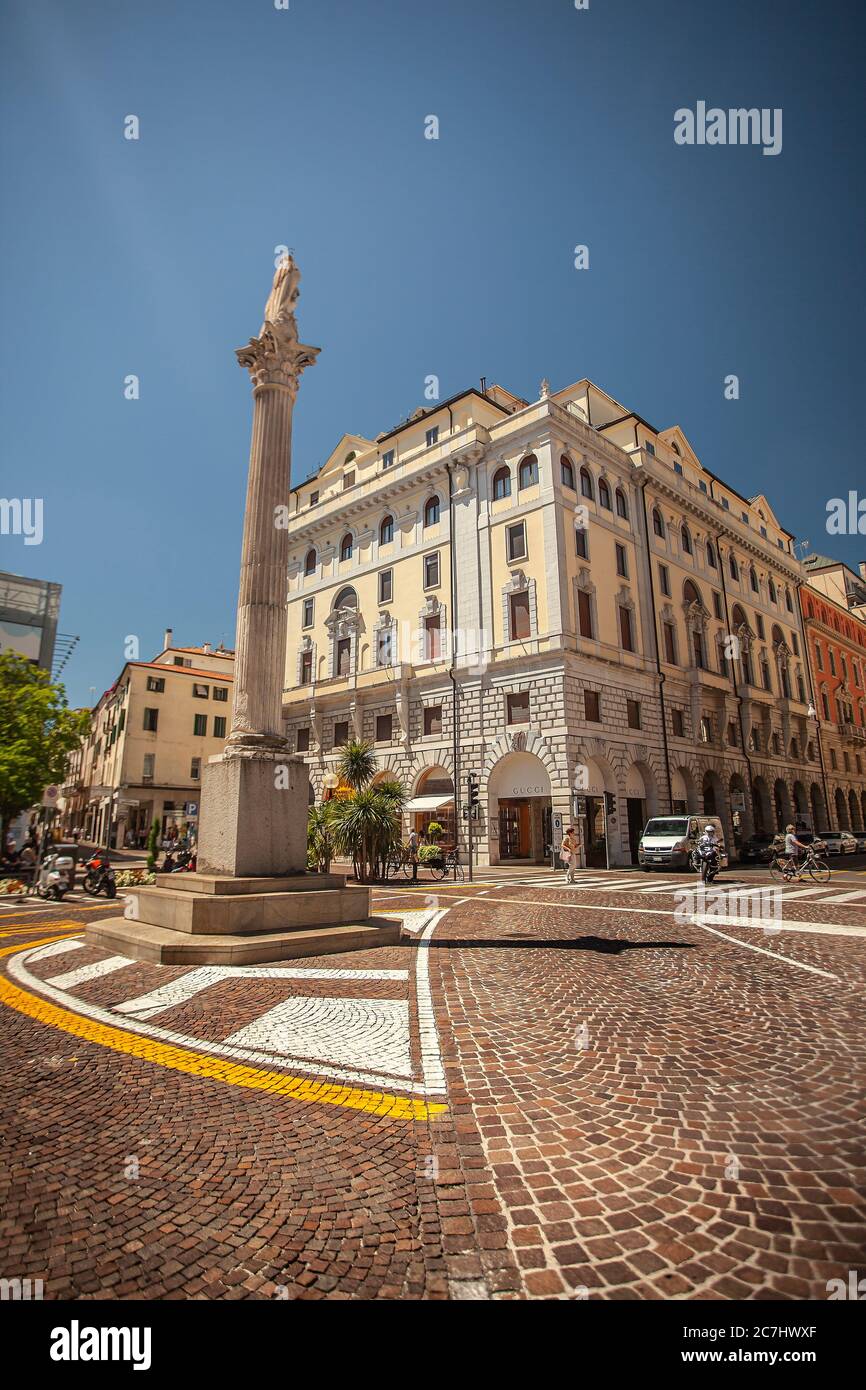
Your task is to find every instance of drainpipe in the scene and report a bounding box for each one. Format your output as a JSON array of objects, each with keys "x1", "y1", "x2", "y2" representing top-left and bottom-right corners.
[
  {"x1": 638, "y1": 479, "x2": 673, "y2": 813},
  {"x1": 445, "y1": 461, "x2": 461, "y2": 881},
  {"x1": 796, "y1": 580, "x2": 833, "y2": 830}
]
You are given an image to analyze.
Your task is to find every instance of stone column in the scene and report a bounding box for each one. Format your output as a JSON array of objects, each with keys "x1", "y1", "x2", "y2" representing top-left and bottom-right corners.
[{"x1": 197, "y1": 257, "x2": 320, "y2": 877}]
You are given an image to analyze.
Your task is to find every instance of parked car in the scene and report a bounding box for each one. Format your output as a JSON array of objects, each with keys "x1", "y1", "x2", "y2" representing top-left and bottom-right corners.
[
  {"x1": 740, "y1": 834, "x2": 778, "y2": 863},
  {"x1": 854, "y1": 833, "x2": 866, "y2": 854},
  {"x1": 816, "y1": 831, "x2": 858, "y2": 856}
]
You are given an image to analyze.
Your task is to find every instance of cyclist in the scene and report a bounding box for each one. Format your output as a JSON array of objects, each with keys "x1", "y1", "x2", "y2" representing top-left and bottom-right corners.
[{"x1": 783, "y1": 823, "x2": 809, "y2": 876}]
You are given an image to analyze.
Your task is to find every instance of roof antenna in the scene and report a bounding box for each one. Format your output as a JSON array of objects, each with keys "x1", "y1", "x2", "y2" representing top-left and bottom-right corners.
[{"x1": 480, "y1": 376, "x2": 487, "y2": 393}]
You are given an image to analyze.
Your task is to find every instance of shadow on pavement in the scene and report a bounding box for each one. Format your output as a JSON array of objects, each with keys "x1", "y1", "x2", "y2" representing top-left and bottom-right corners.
[{"x1": 417, "y1": 936, "x2": 697, "y2": 954}]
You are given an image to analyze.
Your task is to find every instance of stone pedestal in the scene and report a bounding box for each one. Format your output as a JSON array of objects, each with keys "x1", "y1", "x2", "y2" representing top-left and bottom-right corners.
[{"x1": 196, "y1": 754, "x2": 307, "y2": 878}]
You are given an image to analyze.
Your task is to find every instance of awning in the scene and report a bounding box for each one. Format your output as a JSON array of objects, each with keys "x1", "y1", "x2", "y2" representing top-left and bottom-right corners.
[{"x1": 405, "y1": 794, "x2": 454, "y2": 813}]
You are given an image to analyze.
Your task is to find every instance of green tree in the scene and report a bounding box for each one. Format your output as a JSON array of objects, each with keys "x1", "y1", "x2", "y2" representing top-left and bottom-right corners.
[
  {"x1": 0, "y1": 652, "x2": 90, "y2": 850},
  {"x1": 326, "y1": 782, "x2": 406, "y2": 883},
  {"x1": 307, "y1": 803, "x2": 333, "y2": 873}
]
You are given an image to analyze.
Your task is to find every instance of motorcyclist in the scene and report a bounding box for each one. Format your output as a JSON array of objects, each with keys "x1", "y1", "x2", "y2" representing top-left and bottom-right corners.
[{"x1": 696, "y1": 823, "x2": 720, "y2": 879}]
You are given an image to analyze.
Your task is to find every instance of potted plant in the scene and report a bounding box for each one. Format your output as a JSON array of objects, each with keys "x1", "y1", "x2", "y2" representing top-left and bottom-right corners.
[{"x1": 419, "y1": 821, "x2": 445, "y2": 869}]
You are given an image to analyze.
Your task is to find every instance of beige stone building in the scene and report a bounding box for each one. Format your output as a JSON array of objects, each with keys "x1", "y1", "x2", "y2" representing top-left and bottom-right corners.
[
  {"x1": 281, "y1": 377, "x2": 817, "y2": 867},
  {"x1": 61, "y1": 631, "x2": 234, "y2": 847}
]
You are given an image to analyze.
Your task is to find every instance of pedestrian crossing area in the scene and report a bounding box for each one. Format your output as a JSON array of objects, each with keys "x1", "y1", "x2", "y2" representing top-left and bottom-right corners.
[{"x1": 482, "y1": 870, "x2": 866, "y2": 907}]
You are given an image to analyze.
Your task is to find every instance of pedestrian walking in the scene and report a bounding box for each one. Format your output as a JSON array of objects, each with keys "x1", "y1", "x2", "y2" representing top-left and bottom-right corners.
[
  {"x1": 408, "y1": 828, "x2": 419, "y2": 883},
  {"x1": 560, "y1": 825, "x2": 579, "y2": 884}
]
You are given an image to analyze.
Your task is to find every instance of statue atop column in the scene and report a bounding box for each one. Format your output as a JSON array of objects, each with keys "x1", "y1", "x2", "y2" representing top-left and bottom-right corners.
[{"x1": 236, "y1": 255, "x2": 320, "y2": 393}]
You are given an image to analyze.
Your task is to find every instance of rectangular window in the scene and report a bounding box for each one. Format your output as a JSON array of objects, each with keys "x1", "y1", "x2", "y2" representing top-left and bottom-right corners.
[
  {"x1": 310, "y1": 490, "x2": 319, "y2": 507},
  {"x1": 213, "y1": 716, "x2": 226, "y2": 739},
  {"x1": 378, "y1": 569, "x2": 393, "y2": 604},
  {"x1": 619, "y1": 605, "x2": 634, "y2": 652},
  {"x1": 146, "y1": 676, "x2": 165, "y2": 693},
  {"x1": 506, "y1": 691, "x2": 530, "y2": 725},
  {"x1": 673, "y1": 461, "x2": 683, "y2": 476},
  {"x1": 664, "y1": 623, "x2": 677, "y2": 665},
  {"x1": 193, "y1": 713, "x2": 207, "y2": 736},
  {"x1": 672, "y1": 708, "x2": 684, "y2": 738},
  {"x1": 343, "y1": 470, "x2": 355, "y2": 490},
  {"x1": 727, "y1": 721, "x2": 738, "y2": 747},
  {"x1": 577, "y1": 588, "x2": 593, "y2": 639},
  {"x1": 658, "y1": 564, "x2": 670, "y2": 597},
  {"x1": 377, "y1": 628, "x2": 393, "y2": 666},
  {"x1": 333, "y1": 720, "x2": 349, "y2": 747},
  {"x1": 627, "y1": 699, "x2": 641, "y2": 730},
  {"x1": 143, "y1": 707, "x2": 159, "y2": 732},
  {"x1": 193, "y1": 683, "x2": 209, "y2": 699},
  {"x1": 830, "y1": 748, "x2": 837, "y2": 770},
  {"x1": 143, "y1": 753, "x2": 155, "y2": 782},
  {"x1": 191, "y1": 757, "x2": 201, "y2": 780},
  {"x1": 213, "y1": 685, "x2": 228, "y2": 701},
  {"x1": 300, "y1": 650, "x2": 313, "y2": 684},
  {"x1": 584, "y1": 689, "x2": 601, "y2": 722},
  {"x1": 575, "y1": 527, "x2": 588, "y2": 560},
  {"x1": 699, "y1": 716, "x2": 712, "y2": 744},
  {"x1": 376, "y1": 713, "x2": 393, "y2": 742},
  {"x1": 509, "y1": 590, "x2": 531, "y2": 641},
  {"x1": 425, "y1": 426, "x2": 439, "y2": 448},
  {"x1": 381, "y1": 450, "x2": 394, "y2": 469},
  {"x1": 296, "y1": 727, "x2": 310, "y2": 753},
  {"x1": 424, "y1": 552, "x2": 440, "y2": 588},
  {"x1": 615, "y1": 542, "x2": 628, "y2": 578},
  {"x1": 506, "y1": 521, "x2": 527, "y2": 562},
  {"x1": 713, "y1": 591, "x2": 722, "y2": 620},
  {"x1": 756, "y1": 614, "x2": 765, "y2": 639},
  {"x1": 693, "y1": 631, "x2": 706, "y2": 669},
  {"x1": 424, "y1": 614, "x2": 442, "y2": 660},
  {"x1": 302, "y1": 598, "x2": 314, "y2": 627},
  {"x1": 645, "y1": 440, "x2": 656, "y2": 455},
  {"x1": 423, "y1": 705, "x2": 442, "y2": 736}
]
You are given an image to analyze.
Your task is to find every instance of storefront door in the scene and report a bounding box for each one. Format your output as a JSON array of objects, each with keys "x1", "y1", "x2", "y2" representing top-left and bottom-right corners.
[
  {"x1": 499, "y1": 800, "x2": 531, "y2": 859},
  {"x1": 627, "y1": 797, "x2": 645, "y2": 865},
  {"x1": 584, "y1": 796, "x2": 607, "y2": 868}
]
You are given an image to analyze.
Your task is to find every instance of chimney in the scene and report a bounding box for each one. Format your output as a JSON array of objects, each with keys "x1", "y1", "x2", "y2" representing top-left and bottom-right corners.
[
  {"x1": 859, "y1": 562, "x2": 866, "y2": 582},
  {"x1": 164, "y1": 627, "x2": 173, "y2": 651},
  {"x1": 202, "y1": 642, "x2": 212, "y2": 655}
]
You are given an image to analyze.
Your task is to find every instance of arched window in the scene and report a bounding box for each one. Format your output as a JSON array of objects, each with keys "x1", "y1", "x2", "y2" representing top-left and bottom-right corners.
[
  {"x1": 671, "y1": 441, "x2": 681, "y2": 455},
  {"x1": 580, "y1": 467, "x2": 594, "y2": 500},
  {"x1": 599, "y1": 478, "x2": 612, "y2": 510},
  {"x1": 652, "y1": 508, "x2": 665, "y2": 539},
  {"x1": 492, "y1": 466, "x2": 511, "y2": 500},
  {"x1": 681, "y1": 524, "x2": 692, "y2": 555},
  {"x1": 706, "y1": 542, "x2": 717, "y2": 568},
  {"x1": 304, "y1": 548, "x2": 317, "y2": 576},
  {"x1": 339, "y1": 533, "x2": 353, "y2": 562},
  {"x1": 750, "y1": 566, "x2": 759, "y2": 593},
  {"x1": 729, "y1": 554, "x2": 739, "y2": 581},
  {"x1": 379, "y1": 514, "x2": 393, "y2": 545},
  {"x1": 785, "y1": 587, "x2": 793, "y2": 612},
  {"x1": 615, "y1": 488, "x2": 628, "y2": 520},
  {"x1": 683, "y1": 579, "x2": 701, "y2": 607},
  {"x1": 333, "y1": 586, "x2": 357, "y2": 610},
  {"x1": 518, "y1": 454, "x2": 539, "y2": 489},
  {"x1": 424, "y1": 495, "x2": 440, "y2": 527},
  {"x1": 560, "y1": 456, "x2": 575, "y2": 490},
  {"x1": 344, "y1": 451, "x2": 356, "y2": 465}
]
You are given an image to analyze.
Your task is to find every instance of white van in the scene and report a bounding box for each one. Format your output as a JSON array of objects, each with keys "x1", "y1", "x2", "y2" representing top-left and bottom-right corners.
[{"x1": 638, "y1": 815, "x2": 728, "y2": 871}]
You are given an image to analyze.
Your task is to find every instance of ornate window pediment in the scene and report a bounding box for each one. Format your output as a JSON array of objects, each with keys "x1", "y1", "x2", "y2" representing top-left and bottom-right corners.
[
  {"x1": 576, "y1": 567, "x2": 594, "y2": 593},
  {"x1": 504, "y1": 569, "x2": 528, "y2": 593}
]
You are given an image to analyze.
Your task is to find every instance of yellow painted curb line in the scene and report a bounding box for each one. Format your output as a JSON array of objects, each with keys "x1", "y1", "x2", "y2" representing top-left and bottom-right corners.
[{"x1": 0, "y1": 935, "x2": 447, "y2": 1123}]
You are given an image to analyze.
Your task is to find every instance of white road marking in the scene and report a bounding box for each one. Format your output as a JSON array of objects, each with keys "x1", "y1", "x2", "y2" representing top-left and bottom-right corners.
[
  {"x1": 691, "y1": 920, "x2": 839, "y2": 980},
  {"x1": 819, "y1": 889, "x2": 866, "y2": 903},
  {"x1": 224, "y1": 996, "x2": 412, "y2": 1079},
  {"x1": 46, "y1": 955, "x2": 135, "y2": 989},
  {"x1": 115, "y1": 963, "x2": 409, "y2": 1019},
  {"x1": 414, "y1": 908, "x2": 450, "y2": 1093},
  {"x1": 26, "y1": 939, "x2": 86, "y2": 961}
]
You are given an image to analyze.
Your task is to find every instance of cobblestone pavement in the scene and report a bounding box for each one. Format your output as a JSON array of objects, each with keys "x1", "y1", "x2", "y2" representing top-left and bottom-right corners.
[{"x1": 1, "y1": 868, "x2": 864, "y2": 1300}]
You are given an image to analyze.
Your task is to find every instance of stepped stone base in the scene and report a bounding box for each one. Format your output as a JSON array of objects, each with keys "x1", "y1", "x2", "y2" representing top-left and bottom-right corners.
[{"x1": 87, "y1": 871, "x2": 401, "y2": 965}]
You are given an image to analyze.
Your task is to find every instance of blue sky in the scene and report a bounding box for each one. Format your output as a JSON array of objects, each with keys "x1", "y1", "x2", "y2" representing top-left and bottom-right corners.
[{"x1": 1, "y1": 0, "x2": 864, "y2": 708}]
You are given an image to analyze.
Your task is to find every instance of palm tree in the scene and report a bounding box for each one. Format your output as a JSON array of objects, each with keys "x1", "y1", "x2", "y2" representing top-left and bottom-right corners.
[
  {"x1": 337, "y1": 739, "x2": 377, "y2": 792},
  {"x1": 325, "y1": 739, "x2": 405, "y2": 878},
  {"x1": 307, "y1": 804, "x2": 333, "y2": 873}
]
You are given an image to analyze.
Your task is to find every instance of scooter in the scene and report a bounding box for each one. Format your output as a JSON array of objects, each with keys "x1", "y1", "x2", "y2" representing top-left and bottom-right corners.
[
  {"x1": 35, "y1": 849, "x2": 76, "y2": 900},
  {"x1": 161, "y1": 847, "x2": 196, "y2": 873},
  {"x1": 82, "y1": 851, "x2": 117, "y2": 898}
]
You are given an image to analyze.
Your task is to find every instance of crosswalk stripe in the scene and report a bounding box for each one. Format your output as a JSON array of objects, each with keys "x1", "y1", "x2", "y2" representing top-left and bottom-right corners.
[
  {"x1": 775, "y1": 886, "x2": 837, "y2": 900},
  {"x1": 817, "y1": 889, "x2": 866, "y2": 903}
]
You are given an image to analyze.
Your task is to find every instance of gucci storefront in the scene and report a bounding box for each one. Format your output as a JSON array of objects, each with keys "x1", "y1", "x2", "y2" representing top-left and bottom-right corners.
[{"x1": 487, "y1": 751, "x2": 553, "y2": 865}]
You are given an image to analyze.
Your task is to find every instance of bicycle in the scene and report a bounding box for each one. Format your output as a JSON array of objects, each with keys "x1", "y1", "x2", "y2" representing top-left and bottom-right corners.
[
  {"x1": 386, "y1": 845, "x2": 414, "y2": 880},
  {"x1": 768, "y1": 846, "x2": 830, "y2": 884},
  {"x1": 427, "y1": 848, "x2": 464, "y2": 881}
]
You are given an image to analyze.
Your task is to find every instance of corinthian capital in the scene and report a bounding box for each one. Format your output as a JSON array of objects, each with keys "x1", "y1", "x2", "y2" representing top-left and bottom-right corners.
[{"x1": 235, "y1": 255, "x2": 320, "y2": 392}]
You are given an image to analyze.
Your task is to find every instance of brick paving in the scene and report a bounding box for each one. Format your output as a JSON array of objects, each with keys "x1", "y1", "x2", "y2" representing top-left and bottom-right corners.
[{"x1": 0, "y1": 873, "x2": 864, "y2": 1299}]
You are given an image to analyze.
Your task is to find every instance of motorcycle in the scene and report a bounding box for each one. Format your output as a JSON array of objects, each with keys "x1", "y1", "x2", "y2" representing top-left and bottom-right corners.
[
  {"x1": 35, "y1": 848, "x2": 77, "y2": 900},
  {"x1": 82, "y1": 851, "x2": 117, "y2": 898},
  {"x1": 161, "y1": 847, "x2": 196, "y2": 873},
  {"x1": 694, "y1": 840, "x2": 721, "y2": 885}
]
